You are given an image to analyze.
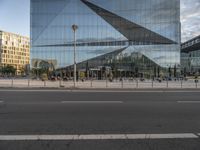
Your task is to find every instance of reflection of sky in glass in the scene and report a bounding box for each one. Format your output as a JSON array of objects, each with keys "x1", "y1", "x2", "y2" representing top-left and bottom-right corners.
[
  {"x1": 181, "y1": 50, "x2": 200, "y2": 69},
  {"x1": 125, "y1": 45, "x2": 180, "y2": 68},
  {"x1": 31, "y1": 0, "x2": 180, "y2": 68}
]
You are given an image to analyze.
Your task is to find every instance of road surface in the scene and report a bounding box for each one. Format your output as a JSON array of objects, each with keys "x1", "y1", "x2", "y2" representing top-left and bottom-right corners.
[{"x1": 0, "y1": 89, "x2": 200, "y2": 149}]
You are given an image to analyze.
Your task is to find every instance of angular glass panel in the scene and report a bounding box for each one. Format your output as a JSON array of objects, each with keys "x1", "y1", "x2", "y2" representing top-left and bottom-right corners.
[{"x1": 31, "y1": 0, "x2": 180, "y2": 76}]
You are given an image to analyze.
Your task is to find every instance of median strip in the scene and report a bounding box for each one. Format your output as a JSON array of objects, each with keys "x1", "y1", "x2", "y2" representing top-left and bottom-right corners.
[{"x1": 0, "y1": 133, "x2": 198, "y2": 141}]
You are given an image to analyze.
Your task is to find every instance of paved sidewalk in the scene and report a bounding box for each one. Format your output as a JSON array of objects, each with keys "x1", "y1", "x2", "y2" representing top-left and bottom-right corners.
[{"x1": 0, "y1": 79, "x2": 199, "y2": 89}]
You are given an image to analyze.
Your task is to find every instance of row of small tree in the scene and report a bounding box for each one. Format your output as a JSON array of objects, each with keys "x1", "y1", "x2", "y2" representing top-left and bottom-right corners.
[{"x1": 0, "y1": 65, "x2": 16, "y2": 76}]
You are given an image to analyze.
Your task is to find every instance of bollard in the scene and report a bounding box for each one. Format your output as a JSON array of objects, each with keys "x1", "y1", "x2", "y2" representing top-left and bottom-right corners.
[
  {"x1": 121, "y1": 79, "x2": 123, "y2": 88},
  {"x1": 166, "y1": 79, "x2": 168, "y2": 88},
  {"x1": 11, "y1": 79, "x2": 14, "y2": 88},
  {"x1": 28, "y1": 79, "x2": 30, "y2": 87},
  {"x1": 152, "y1": 80, "x2": 154, "y2": 88},
  {"x1": 136, "y1": 79, "x2": 138, "y2": 88},
  {"x1": 59, "y1": 80, "x2": 61, "y2": 87},
  {"x1": 44, "y1": 80, "x2": 46, "y2": 87},
  {"x1": 181, "y1": 80, "x2": 183, "y2": 88},
  {"x1": 106, "y1": 79, "x2": 108, "y2": 88},
  {"x1": 91, "y1": 79, "x2": 93, "y2": 88},
  {"x1": 195, "y1": 80, "x2": 198, "y2": 88}
]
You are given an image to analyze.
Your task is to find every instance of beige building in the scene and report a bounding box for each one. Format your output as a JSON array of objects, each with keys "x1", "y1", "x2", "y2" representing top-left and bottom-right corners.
[{"x1": 0, "y1": 30, "x2": 30, "y2": 75}]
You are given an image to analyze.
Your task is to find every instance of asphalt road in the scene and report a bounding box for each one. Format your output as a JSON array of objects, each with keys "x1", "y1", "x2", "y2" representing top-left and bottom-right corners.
[{"x1": 0, "y1": 89, "x2": 200, "y2": 150}]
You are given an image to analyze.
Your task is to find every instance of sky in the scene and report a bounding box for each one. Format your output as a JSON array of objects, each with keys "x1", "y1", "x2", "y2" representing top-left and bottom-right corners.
[
  {"x1": 0, "y1": 0, "x2": 30, "y2": 37},
  {"x1": 181, "y1": 0, "x2": 200, "y2": 42},
  {"x1": 0, "y1": 0, "x2": 199, "y2": 42}
]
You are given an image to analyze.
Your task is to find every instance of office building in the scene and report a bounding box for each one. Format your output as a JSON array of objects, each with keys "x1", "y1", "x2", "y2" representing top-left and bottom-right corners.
[
  {"x1": 31, "y1": 0, "x2": 181, "y2": 78},
  {"x1": 181, "y1": 35, "x2": 200, "y2": 75},
  {"x1": 0, "y1": 30, "x2": 30, "y2": 75}
]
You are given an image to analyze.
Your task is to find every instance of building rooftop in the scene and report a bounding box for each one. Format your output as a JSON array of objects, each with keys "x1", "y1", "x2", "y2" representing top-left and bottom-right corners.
[{"x1": 0, "y1": 30, "x2": 29, "y2": 39}]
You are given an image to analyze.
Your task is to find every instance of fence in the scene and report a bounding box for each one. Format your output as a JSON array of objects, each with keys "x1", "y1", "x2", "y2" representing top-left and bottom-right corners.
[{"x1": 0, "y1": 79, "x2": 199, "y2": 89}]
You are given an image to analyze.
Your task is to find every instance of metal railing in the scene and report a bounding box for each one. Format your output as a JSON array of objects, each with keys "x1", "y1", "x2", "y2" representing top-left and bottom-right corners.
[{"x1": 0, "y1": 78, "x2": 199, "y2": 89}]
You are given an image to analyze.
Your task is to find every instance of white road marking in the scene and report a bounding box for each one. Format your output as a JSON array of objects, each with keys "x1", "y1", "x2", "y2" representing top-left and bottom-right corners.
[
  {"x1": 0, "y1": 133, "x2": 197, "y2": 141},
  {"x1": 61, "y1": 101, "x2": 123, "y2": 104},
  {"x1": 0, "y1": 101, "x2": 4, "y2": 103},
  {"x1": 177, "y1": 101, "x2": 200, "y2": 104}
]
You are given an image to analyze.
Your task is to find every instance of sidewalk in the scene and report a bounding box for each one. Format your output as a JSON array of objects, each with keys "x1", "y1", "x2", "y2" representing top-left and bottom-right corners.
[{"x1": 0, "y1": 79, "x2": 199, "y2": 89}]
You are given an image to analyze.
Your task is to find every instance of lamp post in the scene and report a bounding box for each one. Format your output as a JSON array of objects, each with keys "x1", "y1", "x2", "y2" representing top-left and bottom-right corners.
[{"x1": 72, "y1": 24, "x2": 78, "y2": 87}]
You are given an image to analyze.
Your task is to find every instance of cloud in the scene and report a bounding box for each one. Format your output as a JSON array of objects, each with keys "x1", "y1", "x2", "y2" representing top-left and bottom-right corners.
[{"x1": 181, "y1": 0, "x2": 200, "y2": 42}]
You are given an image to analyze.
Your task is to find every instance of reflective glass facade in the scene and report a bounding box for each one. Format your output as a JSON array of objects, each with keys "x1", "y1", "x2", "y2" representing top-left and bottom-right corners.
[
  {"x1": 181, "y1": 50, "x2": 200, "y2": 74},
  {"x1": 31, "y1": 0, "x2": 180, "y2": 77},
  {"x1": 181, "y1": 35, "x2": 200, "y2": 75}
]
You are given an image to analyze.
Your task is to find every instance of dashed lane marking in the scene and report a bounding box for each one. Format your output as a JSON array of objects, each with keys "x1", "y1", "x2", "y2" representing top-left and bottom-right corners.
[
  {"x1": 177, "y1": 101, "x2": 200, "y2": 104},
  {"x1": 61, "y1": 101, "x2": 123, "y2": 104}
]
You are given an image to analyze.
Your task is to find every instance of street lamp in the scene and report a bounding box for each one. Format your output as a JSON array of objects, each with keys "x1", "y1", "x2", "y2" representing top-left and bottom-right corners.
[{"x1": 72, "y1": 24, "x2": 78, "y2": 87}]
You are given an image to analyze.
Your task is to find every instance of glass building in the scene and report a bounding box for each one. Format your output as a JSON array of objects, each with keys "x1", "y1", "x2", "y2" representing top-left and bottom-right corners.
[
  {"x1": 181, "y1": 35, "x2": 200, "y2": 75},
  {"x1": 181, "y1": 50, "x2": 200, "y2": 75},
  {"x1": 31, "y1": 0, "x2": 181, "y2": 78}
]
